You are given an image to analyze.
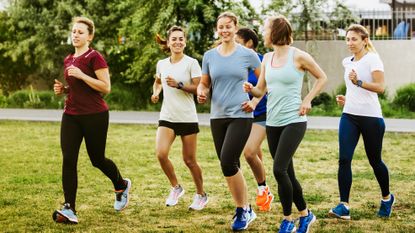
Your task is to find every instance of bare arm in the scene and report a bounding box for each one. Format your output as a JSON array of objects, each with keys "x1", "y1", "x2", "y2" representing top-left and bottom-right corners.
[
  {"x1": 197, "y1": 74, "x2": 211, "y2": 104},
  {"x1": 297, "y1": 50, "x2": 328, "y2": 116},
  {"x1": 151, "y1": 75, "x2": 162, "y2": 103},
  {"x1": 349, "y1": 70, "x2": 385, "y2": 94},
  {"x1": 243, "y1": 53, "x2": 269, "y2": 97},
  {"x1": 66, "y1": 65, "x2": 111, "y2": 94},
  {"x1": 165, "y1": 76, "x2": 200, "y2": 94}
]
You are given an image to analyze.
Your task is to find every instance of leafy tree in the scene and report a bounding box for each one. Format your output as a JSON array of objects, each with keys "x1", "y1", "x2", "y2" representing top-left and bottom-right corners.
[{"x1": 118, "y1": 0, "x2": 257, "y2": 108}]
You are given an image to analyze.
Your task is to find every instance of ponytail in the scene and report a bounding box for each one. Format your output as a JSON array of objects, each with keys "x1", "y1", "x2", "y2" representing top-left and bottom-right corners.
[
  {"x1": 346, "y1": 24, "x2": 377, "y2": 53},
  {"x1": 155, "y1": 26, "x2": 186, "y2": 53},
  {"x1": 155, "y1": 34, "x2": 169, "y2": 53}
]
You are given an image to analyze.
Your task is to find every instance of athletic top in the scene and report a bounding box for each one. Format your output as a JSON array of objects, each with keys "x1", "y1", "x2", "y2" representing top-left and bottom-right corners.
[
  {"x1": 156, "y1": 55, "x2": 201, "y2": 123},
  {"x1": 202, "y1": 44, "x2": 261, "y2": 119},
  {"x1": 248, "y1": 53, "x2": 267, "y2": 117},
  {"x1": 265, "y1": 47, "x2": 306, "y2": 126},
  {"x1": 63, "y1": 48, "x2": 109, "y2": 115},
  {"x1": 342, "y1": 52, "x2": 384, "y2": 118}
]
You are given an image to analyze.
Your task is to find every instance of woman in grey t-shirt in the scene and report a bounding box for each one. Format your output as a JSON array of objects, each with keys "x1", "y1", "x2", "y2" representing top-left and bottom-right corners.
[{"x1": 197, "y1": 12, "x2": 261, "y2": 231}]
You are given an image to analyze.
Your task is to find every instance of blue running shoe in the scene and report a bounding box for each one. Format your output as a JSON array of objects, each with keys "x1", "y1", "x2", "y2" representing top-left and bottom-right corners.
[
  {"x1": 297, "y1": 210, "x2": 316, "y2": 233},
  {"x1": 328, "y1": 203, "x2": 350, "y2": 220},
  {"x1": 278, "y1": 219, "x2": 296, "y2": 233},
  {"x1": 378, "y1": 194, "x2": 395, "y2": 217},
  {"x1": 114, "y1": 178, "x2": 131, "y2": 211},
  {"x1": 53, "y1": 203, "x2": 78, "y2": 224},
  {"x1": 231, "y1": 206, "x2": 256, "y2": 231}
]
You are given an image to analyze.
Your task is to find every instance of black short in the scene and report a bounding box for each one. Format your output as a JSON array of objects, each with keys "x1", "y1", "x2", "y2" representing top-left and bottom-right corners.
[{"x1": 158, "y1": 120, "x2": 199, "y2": 136}]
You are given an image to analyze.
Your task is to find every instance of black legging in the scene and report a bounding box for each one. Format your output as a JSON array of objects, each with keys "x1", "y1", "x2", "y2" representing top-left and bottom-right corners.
[
  {"x1": 266, "y1": 122, "x2": 307, "y2": 216},
  {"x1": 210, "y1": 118, "x2": 252, "y2": 177},
  {"x1": 61, "y1": 111, "x2": 125, "y2": 210}
]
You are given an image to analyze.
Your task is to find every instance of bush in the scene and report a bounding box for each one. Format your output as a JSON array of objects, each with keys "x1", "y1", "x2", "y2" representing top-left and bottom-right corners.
[
  {"x1": 312, "y1": 92, "x2": 332, "y2": 106},
  {"x1": 105, "y1": 85, "x2": 142, "y2": 110},
  {"x1": 393, "y1": 83, "x2": 415, "y2": 112},
  {"x1": 0, "y1": 94, "x2": 7, "y2": 108}
]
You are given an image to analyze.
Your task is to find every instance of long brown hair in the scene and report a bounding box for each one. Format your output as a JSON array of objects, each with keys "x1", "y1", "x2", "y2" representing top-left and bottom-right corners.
[
  {"x1": 155, "y1": 26, "x2": 186, "y2": 53},
  {"x1": 346, "y1": 24, "x2": 377, "y2": 53}
]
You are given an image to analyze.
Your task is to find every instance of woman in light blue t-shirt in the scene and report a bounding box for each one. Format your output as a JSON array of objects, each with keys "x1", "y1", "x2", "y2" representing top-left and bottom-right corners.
[
  {"x1": 197, "y1": 12, "x2": 261, "y2": 231},
  {"x1": 244, "y1": 15, "x2": 327, "y2": 233}
]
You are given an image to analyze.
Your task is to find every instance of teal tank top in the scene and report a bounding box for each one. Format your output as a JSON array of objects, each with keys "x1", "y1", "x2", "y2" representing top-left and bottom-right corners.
[{"x1": 265, "y1": 47, "x2": 306, "y2": 126}]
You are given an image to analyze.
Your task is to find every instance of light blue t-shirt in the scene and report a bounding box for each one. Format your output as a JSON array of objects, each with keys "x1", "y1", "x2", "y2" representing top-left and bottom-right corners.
[
  {"x1": 202, "y1": 44, "x2": 261, "y2": 119},
  {"x1": 265, "y1": 47, "x2": 306, "y2": 126}
]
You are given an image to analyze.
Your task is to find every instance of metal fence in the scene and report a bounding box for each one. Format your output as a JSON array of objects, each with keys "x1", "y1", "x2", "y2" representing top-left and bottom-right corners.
[{"x1": 293, "y1": 8, "x2": 415, "y2": 40}]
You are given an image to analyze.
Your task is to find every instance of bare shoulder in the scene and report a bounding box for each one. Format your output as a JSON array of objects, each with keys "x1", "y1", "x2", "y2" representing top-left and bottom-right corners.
[{"x1": 262, "y1": 52, "x2": 273, "y2": 63}]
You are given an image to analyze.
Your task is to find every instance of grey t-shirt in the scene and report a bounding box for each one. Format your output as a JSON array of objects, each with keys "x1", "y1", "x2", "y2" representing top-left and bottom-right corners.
[{"x1": 202, "y1": 44, "x2": 261, "y2": 119}]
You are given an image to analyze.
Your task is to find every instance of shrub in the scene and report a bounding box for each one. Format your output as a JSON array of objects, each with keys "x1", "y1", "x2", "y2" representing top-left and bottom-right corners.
[
  {"x1": 7, "y1": 90, "x2": 30, "y2": 108},
  {"x1": 312, "y1": 92, "x2": 332, "y2": 106},
  {"x1": 0, "y1": 94, "x2": 7, "y2": 107},
  {"x1": 393, "y1": 83, "x2": 415, "y2": 112}
]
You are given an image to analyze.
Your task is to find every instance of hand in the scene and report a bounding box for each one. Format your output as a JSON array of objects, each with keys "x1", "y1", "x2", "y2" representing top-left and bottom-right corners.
[
  {"x1": 336, "y1": 95, "x2": 346, "y2": 106},
  {"x1": 348, "y1": 69, "x2": 358, "y2": 85},
  {"x1": 53, "y1": 79, "x2": 64, "y2": 95},
  {"x1": 299, "y1": 101, "x2": 311, "y2": 116},
  {"x1": 197, "y1": 89, "x2": 208, "y2": 104},
  {"x1": 241, "y1": 101, "x2": 255, "y2": 113},
  {"x1": 243, "y1": 82, "x2": 253, "y2": 93},
  {"x1": 66, "y1": 65, "x2": 85, "y2": 80},
  {"x1": 151, "y1": 94, "x2": 159, "y2": 103},
  {"x1": 165, "y1": 75, "x2": 178, "y2": 88}
]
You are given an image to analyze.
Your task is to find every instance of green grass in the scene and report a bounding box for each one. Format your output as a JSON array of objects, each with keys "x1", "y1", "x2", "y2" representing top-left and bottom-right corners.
[{"x1": 0, "y1": 120, "x2": 414, "y2": 232}]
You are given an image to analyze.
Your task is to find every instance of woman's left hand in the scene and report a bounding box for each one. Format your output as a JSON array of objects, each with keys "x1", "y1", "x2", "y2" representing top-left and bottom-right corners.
[
  {"x1": 66, "y1": 65, "x2": 86, "y2": 80},
  {"x1": 299, "y1": 101, "x2": 311, "y2": 116}
]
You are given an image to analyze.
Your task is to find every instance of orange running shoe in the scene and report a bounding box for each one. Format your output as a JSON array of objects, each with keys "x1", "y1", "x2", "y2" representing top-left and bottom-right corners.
[
  {"x1": 258, "y1": 192, "x2": 274, "y2": 211},
  {"x1": 256, "y1": 186, "x2": 270, "y2": 206}
]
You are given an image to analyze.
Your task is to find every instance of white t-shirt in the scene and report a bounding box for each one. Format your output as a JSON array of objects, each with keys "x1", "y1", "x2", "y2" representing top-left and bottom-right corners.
[
  {"x1": 156, "y1": 55, "x2": 201, "y2": 122},
  {"x1": 342, "y1": 52, "x2": 384, "y2": 118}
]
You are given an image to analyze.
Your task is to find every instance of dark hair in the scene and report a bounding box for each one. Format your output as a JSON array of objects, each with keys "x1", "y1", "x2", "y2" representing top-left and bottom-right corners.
[
  {"x1": 236, "y1": 28, "x2": 259, "y2": 49},
  {"x1": 217, "y1": 11, "x2": 238, "y2": 26},
  {"x1": 269, "y1": 15, "x2": 293, "y2": 46},
  {"x1": 73, "y1": 16, "x2": 95, "y2": 35},
  {"x1": 155, "y1": 26, "x2": 186, "y2": 53}
]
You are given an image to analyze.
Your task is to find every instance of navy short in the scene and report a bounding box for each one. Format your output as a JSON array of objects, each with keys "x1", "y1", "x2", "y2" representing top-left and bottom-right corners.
[{"x1": 158, "y1": 120, "x2": 199, "y2": 136}]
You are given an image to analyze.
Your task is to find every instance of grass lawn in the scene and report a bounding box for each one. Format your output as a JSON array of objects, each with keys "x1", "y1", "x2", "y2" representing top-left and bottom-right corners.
[{"x1": 0, "y1": 120, "x2": 414, "y2": 232}]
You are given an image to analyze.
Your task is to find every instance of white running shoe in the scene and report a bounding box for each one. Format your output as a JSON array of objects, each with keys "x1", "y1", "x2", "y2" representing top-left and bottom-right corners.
[
  {"x1": 189, "y1": 193, "x2": 209, "y2": 210},
  {"x1": 165, "y1": 185, "x2": 185, "y2": 206}
]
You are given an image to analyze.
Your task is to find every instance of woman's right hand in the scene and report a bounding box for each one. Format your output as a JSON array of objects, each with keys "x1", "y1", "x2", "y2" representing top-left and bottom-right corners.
[
  {"x1": 53, "y1": 79, "x2": 64, "y2": 95},
  {"x1": 336, "y1": 95, "x2": 346, "y2": 106},
  {"x1": 243, "y1": 82, "x2": 253, "y2": 93},
  {"x1": 151, "y1": 94, "x2": 159, "y2": 103}
]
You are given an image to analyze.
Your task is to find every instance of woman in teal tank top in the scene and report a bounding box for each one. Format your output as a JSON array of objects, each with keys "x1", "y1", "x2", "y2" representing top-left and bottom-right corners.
[{"x1": 244, "y1": 15, "x2": 327, "y2": 233}]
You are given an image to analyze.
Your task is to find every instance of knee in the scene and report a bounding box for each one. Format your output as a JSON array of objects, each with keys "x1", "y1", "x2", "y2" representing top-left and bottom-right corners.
[
  {"x1": 91, "y1": 158, "x2": 105, "y2": 168},
  {"x1": 156, "y1": 151, "x2": 169, "y2": 162},
  {"x1": 273, "y1": 167, "x2": 287, "y2": 180},
  {"x1": 221, "y1": 162, "x2": 239, "y2": 177},
  {"x1": 338, "y1": 157, "x2": 352, "y2": 167},
  {"x1": 244, "y1": 149, "x2": 256, "y2": 164},
  {"x1": 183, "y1": 157, "x2": 197, "y2": 168}
]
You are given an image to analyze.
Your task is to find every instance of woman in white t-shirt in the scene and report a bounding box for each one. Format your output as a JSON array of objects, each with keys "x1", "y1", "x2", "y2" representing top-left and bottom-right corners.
[
  {"x1": 151, "y1": 26, "x2": 208, "y2": 210},
  {"x1": 329, "y1": 24, "x2": 394, "y2": 220}
]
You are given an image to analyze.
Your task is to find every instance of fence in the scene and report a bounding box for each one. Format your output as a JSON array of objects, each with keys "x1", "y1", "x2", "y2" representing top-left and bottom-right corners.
[{"x1": 293, "y1": 8, "x2": 415, "y2": 40}]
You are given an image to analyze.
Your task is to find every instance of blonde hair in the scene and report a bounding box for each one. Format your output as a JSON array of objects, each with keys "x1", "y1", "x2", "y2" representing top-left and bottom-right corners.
[
  {"x1": 217, "y1": 11, "x2": 238, "y2": 26},
  {"x1": 73, "y1": 16, "x2": 95, "y2": 35},
  {"x1": 346, "y1": 24, "x2": 377, "y2": 53}
]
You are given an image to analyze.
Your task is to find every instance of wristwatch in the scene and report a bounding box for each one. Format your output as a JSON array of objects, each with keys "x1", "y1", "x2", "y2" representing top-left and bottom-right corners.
[
  {"x1": 177, "y1": 82, "x2": 184, "y2": 89},
  {"x1": 356, "y1": 80, "x2": 363, "y2": 87}
]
